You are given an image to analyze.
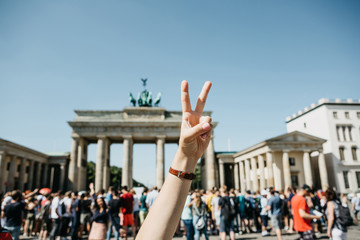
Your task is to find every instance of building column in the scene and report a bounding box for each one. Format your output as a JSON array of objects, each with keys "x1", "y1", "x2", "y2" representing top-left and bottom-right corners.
[
  {"x1": 103, "y1": 139, "x2": 110, "y2": 190},
  {"x1": 219, "y1": 160, "x2": 225, "y2": 187},
  {"x1": 59, "y1": 164, "x2": 66, "y2": 191},
  {"x1": 205, "y1": 136, "x2": 216, "y2": 189},
  {"x1": 266, "y1": 152, "x2": 274, "y2": 187},
  {"x1": 18, "y1": 158, "x2": 27, "y2": 191},
  {"x1": 42, "y1": 163, "x2": 49, "y2": 187},
  {"x1": 234, "y1": 163, "x2": 240, "y2": 190},
  {"x1": 27, "y1": 160, "x2": 35, "y2": 190},
  {"x1": 239, "y1": 161, "x2": 246, "y2": 193},
  {"x1": 122, "y1": 136, "x2": 132, "y2": 188},
  {"x1": 282, "y1": 151, "x2": 291, "y2": 189},
  {"x1": 8, "y1": 155, "x2": 17, "y2": 190},
  {"x1": 303, "y1": 151, "x2": 313, "y2": 187},
  {"x1": 95, "y1": 137, "x2": 106, "y2": 191},
  {"x1": 258, "y1": 155, "x2": 265, "y2": 191},
  {"x1": 69, "y1": 138, "x2": 79, "y2": 190},
  {"x1": 318, "y1": 150, "x2": 329, "y2": 190},
  {"x1": 244, "y1": 159, "x2": 251, "y2": 190},
  {"x1": 0, "y1": 152, "x2": 6, "y2": 192},
  {"x1": 156, "y1": 136, "x2": 165, "y2": 188},
  {"x1": 77, "y1": 139, "x2": 88, "y2": 191},
  {"x1": 250, "y1": 157, "x2": 258, "y2": 191},
  {"x1": 34, "y1": 163, "x2": 42, "y2": 188}
]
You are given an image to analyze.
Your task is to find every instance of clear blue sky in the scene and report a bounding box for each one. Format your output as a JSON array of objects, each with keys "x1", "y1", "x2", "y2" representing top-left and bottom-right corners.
[{"x1": 1, "y1": 0, "x2": 359, "y2": 187}]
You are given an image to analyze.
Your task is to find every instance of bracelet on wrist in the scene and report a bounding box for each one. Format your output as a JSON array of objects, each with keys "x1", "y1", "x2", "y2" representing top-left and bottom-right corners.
[{"x1": 169, "y1": 167, "x2": 196, "y2": 180}]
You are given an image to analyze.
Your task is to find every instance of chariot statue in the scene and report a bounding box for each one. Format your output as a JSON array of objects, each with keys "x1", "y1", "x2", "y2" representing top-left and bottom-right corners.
[{"x1": 129, "y1": 78, "x2": 161, "y2": 107}]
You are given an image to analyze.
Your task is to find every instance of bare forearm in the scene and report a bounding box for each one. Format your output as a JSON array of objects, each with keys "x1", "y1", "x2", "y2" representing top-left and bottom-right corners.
[
  {"x1": 136, "y1": 151, "x2": 196, "y2": 240},
  {"x1": 328, "y1": 216, "x2": 334, "y2": 230}
]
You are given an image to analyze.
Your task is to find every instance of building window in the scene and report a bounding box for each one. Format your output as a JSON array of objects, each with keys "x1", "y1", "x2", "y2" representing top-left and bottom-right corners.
[
  {"x1": 304, "y1": 122, "x2": 307, "y2": 128},
  {"x1": 343, "y1": 171, "x2": 350, "y2": 188},
  {"x1": 291, "y1": 175, "x2": 299, "y2": 188},
  {"x1": 345, "y1": 112, "x2": 350, "y2": 119},
  {"x1": 289, "y1": 157, "x2": 296, "y2": 166},
  {"x1": 339, "y1": 147, "x2": 345, "y2": 160},
  {"x1": 26, "y1": 166, "x2": 29, "y2": 173},
  {"x1": 356, "y1": 172, "x2": 360, "y2": 188},
  {"x1": 348, "y1": 126, "x2": 353, "y2": 141},
  {"x1": 352, "y1": 147, "x2": 358, "y2": 161},
  {"x1": 264, "y1": 160, "x2": 267, "y2": 167},
  {"x1": 336, "y1": 126, "x2": 341, "y2": 141},
  {"x1": 357, "y1": 112, "x2": 360, "y2": 119},
  {"x1": 7, "y1": 162, "x2": 10, "y2": 171},
  {"x1": 17, "y1": 164, "x2": 20, "y2": 172},
  {"x1": 333, "y1": 112, "x2": 338, "y2": 119}
]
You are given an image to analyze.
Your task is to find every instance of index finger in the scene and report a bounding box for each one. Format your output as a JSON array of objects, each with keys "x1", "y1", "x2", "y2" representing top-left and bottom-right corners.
[
  {"x1": 194, "y1": 81, "x2": 212, "y2": 113},
  {"x1": 181, "y1": 80, "x2": 192, "y2": 112}
]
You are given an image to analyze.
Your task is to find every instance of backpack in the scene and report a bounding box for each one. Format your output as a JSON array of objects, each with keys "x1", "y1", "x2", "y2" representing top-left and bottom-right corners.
[
  {"x1": 194, "y1": 203, "x2": 206, "y2": 230},
  {"x1": 0, "y1": 227, "x2": 13, "y2": 240},
  {"x1": 334, "y1": 200, "x2": 353, "y2": 229},
  {"x1": 254, "y1": 198, "x2": 262, "y2": 214},
  {"x1": 60, "y1": 201, "x2": 67, "y2": 215},
  {"x1": 223, "y1": 197, "x2": 236, "y2": 221},
  {"x1": 38, "y1": 202, "x2": 50, "y2": 221}
]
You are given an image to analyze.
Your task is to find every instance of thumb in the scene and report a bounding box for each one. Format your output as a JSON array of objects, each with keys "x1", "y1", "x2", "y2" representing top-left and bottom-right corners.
[{"x1": 187, "y1": 117, "x2": 212, "y2": 139}]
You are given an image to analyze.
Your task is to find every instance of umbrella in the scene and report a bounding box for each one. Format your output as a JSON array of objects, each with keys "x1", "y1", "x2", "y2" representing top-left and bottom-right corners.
[{"x1": 39, "y1": 188, "x2": 52, "y2": 195}]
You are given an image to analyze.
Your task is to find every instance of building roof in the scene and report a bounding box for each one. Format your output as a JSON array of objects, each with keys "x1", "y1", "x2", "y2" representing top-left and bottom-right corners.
[{"x1": 286, "y1": 98, "x2": 360, "y2": 123}]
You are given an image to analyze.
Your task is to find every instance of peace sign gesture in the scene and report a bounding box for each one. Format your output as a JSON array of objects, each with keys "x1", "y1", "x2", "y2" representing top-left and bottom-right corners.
[{"x1": 177, "y1": 80, "x2": 213, "y2": 168}]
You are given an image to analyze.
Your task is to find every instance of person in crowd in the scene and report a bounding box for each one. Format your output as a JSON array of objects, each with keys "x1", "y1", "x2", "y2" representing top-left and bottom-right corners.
[
  {"x1": 139, "y1": 187, "x2": 148, "y2": 226},
  {"x1": 267, "y1": 190, "x2": 283, "y2": 240},
  {"x1": 237, "y1": 190, "x2": 246, "y2": 234},
  {"x1": 49, "y1": 191, "x2": 63, "y2": 240},
  {"x1": 309, "y1": 189, "x2": 322, "y2": 236},
  {"x1": 58, "y1": 191, "x2": 72, "y2": 240},
  {"x1": 219, "y1": 187, "x2": 235, "y2": 240},
  {"x1": 120, "y1": 186, "x2": 135, "y2": 239},
  {"x1": 23, "y1": 197, "x2": 37, "y2": 237},
  {"x1": 106, "y1": 188, "x2": 122, "y2": 240},
  {"x1": 89, "y1": 197, "x2": 108, "y2": 240},
  {"x1": 351, "y1": 192, "x2": 360, "y2": 224},
  {"x1": 38, "y1": 195, "x2": 52, "y2": 240},
  {"x1": 79, "y1": 192, "x2": 92, "y2": 237},
  {"x1": 253, "y1": 191, "x2": 262, "y2": 233},
  {"x1": 229, "y1": 188, "x2": 239, "y2": 233},
  {"x1": 259, "y1": 190, "x2": 269, "y2": 237},
  {"x1": 1, "y1": 192, "x2": 12, "y2": 228},
  {"x1": 244, "y1": 190, "x2": 255, "y2": 233},
  {"x1": 131, "y1": 189, "x2": 140, "y2": 235},
  {"x1": 181, "y1": 191, "x2": 194, "y2": 240},
  {"x1": 192, "y1": 193, "x2": 209, "y2": 240},
  {"x1": 326, "y1": 188, "x2": 348, "y2": 240},
  {"x1": 105, "y1": 186, "x2": 115, "y2": 205},
  {"x1": 284, "y1": 187, "x2": 295, "y2": 233},
  {"x1": 145, "y1": 186, "x2": 159, "y2": 210},
  {"x1": 205, "y1": 189, "x2": 215, "y2": 235},
  {"x1": 70, "y1": 192, "x2": 80, "y2": 240},
  {"x1": 1, "y1": 190, "x2": 26, "y2": 240},
  {"x1": 211, "y1": 190, "x2": 221, "y2": 236},
  {"x1": 291, "y1": 184, "x2": 321, "y2": 240}
]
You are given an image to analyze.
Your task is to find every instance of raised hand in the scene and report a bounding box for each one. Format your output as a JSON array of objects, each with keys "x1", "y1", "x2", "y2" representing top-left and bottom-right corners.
[{"x1": 178, "y1": 80, "x2": 213, "y2": 164}]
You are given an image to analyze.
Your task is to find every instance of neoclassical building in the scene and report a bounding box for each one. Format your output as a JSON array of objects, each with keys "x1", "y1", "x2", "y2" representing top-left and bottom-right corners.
[
  {"x1": 216, "y1": 131, "x2": 329, "y2": 192},
  {"x1": 0, "y1": 138, "x2": 69, "y2": 193}
]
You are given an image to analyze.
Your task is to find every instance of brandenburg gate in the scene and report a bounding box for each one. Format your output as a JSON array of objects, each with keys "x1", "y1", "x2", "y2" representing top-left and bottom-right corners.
[{"x1": 68, "y1": 80, "x2": 217, "y2": 191}]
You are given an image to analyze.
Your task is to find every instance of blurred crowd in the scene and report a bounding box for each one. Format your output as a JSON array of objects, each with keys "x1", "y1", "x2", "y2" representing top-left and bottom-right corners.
[{"x1": 1, "y1": 183, "x2": 359, "y2": 240}]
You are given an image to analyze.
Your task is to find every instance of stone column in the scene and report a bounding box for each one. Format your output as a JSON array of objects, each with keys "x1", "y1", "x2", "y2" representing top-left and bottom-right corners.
[
  {"x1": 77, "y1": 139, "x2": 88, "y2": 191},
  {"x1": 8, "y1": 156, "x2": 17, "y2": 190},
  {"x1": 35, "y1": 163, "x2": 42, "y2": 188},
  {"x1": 42, "y1": 163, "x2": 49, "y2": 187},
  {"x1": 258, "y1": 155, "x2": 265, "y2": 191},
  {"x1": 282, "y1": 151, "x2": 291, "y2": 189},
  {"x1": 318, "y1": 150, "x2": 329, "y2": 190},
  {"x1": 122, "y1": 136, "x2": 132, "y2": 188},
  {"x1": 156, "y1": 136, "x2": 165, "y2": 188},
  {"x1": 219, "y1": 160, "x2": 225, "y2": 187},
  {"x1": 266, "y1": 152, "x2": 274, "y2": 187},
  {"x1": 244, "y1": 159, "x2": 251, "y2": 190},
  {"x1": 59, "y1": 164, "x2": 66, "y2": 191},
  {"x1": 18, "y1": 158, "x2": 27, "y2": 191},
  {"x1": 27, "y1": 160, "x2": 35, "y2": 190},
  {"x1": 103, "y1": 139, "x2": 110, "y2": 190},
  {"x1": 69, "y1": 138, "x2": 79, "y2": 190},
  {"x1": 250, "y1": 157, "x2": 258, "y2": 191},
  {"x1": 95, "y1": 138, "x2": 106, "y2": 191},
  {"x1": 303, "y1": 151, "x2": 313, "y2": 187},
  {"x1": 129, "y1": 139, "x2": 133, "y2": 189},
  {"x1": 205, "y1": 136, "x2": 216, "y2": 189},
  {"x1": 239, "y1": 161, "x2": 246, "y2": 193},
  {"x1": 0, "y1": 152, "x2": 6, "y2": 192},
  {"x1": 8, "y1": 155, "x2": 17, "y2": 190},
  {"x1": 234, "y1": 163, "x2": 240, "y2": 190}
]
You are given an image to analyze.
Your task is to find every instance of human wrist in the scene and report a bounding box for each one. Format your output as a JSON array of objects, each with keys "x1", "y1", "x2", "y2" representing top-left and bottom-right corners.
[{"x1": 171, "y1": 149, "x2": 197, "y2": 173}]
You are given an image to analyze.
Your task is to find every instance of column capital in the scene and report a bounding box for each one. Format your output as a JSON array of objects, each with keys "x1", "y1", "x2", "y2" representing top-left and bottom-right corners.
[
  {"x1": 282, "y1": 150, "x2": 290, "y2": 153},
  {"x1": 122, "y1": 135, "x2": 133, "y2": 140},
  {"x1": 318, "y1": 149, "x2": 324, "y2": 153},
  {"x1": 157, "y1": 135, "x2": 166, "y2": 140}
]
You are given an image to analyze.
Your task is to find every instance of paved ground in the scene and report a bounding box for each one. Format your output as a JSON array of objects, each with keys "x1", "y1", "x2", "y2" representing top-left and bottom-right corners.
[{"x1": 19, "y1": 224, "x2": 360, "y2": 239}]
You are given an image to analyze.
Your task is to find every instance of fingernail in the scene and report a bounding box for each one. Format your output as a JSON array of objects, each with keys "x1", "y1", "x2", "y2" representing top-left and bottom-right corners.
[
  {"x1": 202, "y1": 123, "x2": 210, "y2": 130},
  {"x1": 201, "y1": 133, "x2": 207, "y2": 139}
]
